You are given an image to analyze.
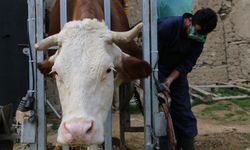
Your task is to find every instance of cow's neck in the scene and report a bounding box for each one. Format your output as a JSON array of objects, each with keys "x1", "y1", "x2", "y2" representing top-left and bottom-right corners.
[{"x1": 72, "y1": 0, "x2": 104, "y2": 21}]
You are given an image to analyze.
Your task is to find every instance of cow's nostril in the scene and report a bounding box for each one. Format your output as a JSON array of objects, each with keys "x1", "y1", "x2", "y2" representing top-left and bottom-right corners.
[
  {"x1": 63, "y1": 122, "x2": 72, "y2": 134},
  {"x1": 86, "y1": 121, "x2": 94, "y2": 134}
]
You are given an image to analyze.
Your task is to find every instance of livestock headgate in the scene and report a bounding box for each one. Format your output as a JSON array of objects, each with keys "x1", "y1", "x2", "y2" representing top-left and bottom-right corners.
[{"x1": 23, "y1": 0, "x2": 164, "y2": 149}]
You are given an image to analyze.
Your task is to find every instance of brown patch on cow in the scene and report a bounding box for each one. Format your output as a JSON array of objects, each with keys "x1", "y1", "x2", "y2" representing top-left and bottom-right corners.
[
  {"x1": 117, "y1": 56, "x2": 152, "y2": 81},
  {"x1": 37, "y1": 58, "x2": 54, "y2": 76}
]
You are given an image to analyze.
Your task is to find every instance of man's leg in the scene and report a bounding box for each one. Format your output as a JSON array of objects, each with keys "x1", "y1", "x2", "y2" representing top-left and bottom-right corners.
[
  {"x1": 159, "y1": 136, "x2": 170, "y2": 150},
  {"x1": 176, "y1": 135, "x2": 194, "y2": 150}
]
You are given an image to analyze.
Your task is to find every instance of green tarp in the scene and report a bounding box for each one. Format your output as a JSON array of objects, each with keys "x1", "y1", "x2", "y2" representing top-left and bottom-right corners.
[{"x1": 157, "y1": 0, "x2": 192, "y2": 18}]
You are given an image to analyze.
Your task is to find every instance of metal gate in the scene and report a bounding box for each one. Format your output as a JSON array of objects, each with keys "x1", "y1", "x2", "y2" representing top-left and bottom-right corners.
[{"x1": 23, "y1": 0, "x2": 161, "y2": 149}]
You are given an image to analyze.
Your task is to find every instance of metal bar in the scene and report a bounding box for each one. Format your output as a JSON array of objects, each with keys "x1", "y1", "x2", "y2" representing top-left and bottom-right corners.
[
  {"x1": 104, "y1": 0, "x2": 112, "y2": 149},
  {"x1": 143, "y1": 0, "x2": 153, "y2": 149},
  {"x1": 60, "y1": 0, "x2": 67, "y2": 29},
  {"x1": 27, "y1": 0, "x2": 36, "y2": 95},
  {"x1": 60, "y1": 1, "x2": 70, "y2": 149},
  {"x1": 150, "y1": 0, "x2": 160, "y2": 147},
  {"x1": 46, "y1": 100, "x2": 61, "y2": 119},
  {"x1": 119, "y1": 84, "x2": 130, "y2": 145},
  {"x1": 36, "y1": 0, "x2": 46, "y2": 149},
  {"x1": 27, "y1": 0, "x2": 37, "y2": 149},
  {"x1": 104, "y1": 0, "x2": 111, "y2": 27}
]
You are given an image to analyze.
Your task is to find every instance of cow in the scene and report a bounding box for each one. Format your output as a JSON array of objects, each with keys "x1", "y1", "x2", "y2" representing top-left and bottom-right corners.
[{"x1": 35, "y1": 0, "x2": 151, "y2": 149}]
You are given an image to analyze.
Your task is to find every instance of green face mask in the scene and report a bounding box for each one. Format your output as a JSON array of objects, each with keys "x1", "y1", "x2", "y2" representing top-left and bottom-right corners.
[{"x1": 187, "y1": 25, "x2": 207, "y2": 42}]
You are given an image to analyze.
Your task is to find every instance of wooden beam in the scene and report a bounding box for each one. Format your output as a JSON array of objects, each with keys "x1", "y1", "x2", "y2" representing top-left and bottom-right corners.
[
  {"x1": 212, "y1": 95, "x2": 250, "y2": 101},
  {"x1": 196, "y1": 85, "x2": 235, "y2": 88},
  {"x1": 191, "y1": 93, "x2": 207, "y2": 102},
  {"x1": 190, "y1": 85, "x2": 215, "y2": 100}
]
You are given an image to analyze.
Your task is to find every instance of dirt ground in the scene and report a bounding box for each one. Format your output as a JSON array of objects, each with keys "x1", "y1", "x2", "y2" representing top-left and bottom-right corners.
[
  {"x1": 111, "y1": 109, "x2": 250, "y2": 150},
  {"x1": 44, "y1": 100, "x2": 250, "y2": 150},
  {"x1": 14, "y1": 100, "x2": 250, "y2": 150},
  {"x1": 113, "y1": 100, "x2": 250, "y2": 150}
]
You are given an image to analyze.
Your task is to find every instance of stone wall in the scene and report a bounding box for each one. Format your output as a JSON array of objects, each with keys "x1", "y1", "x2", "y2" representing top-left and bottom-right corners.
[
  {"x1": 190, "y1": 0, "x2": 250, "y2": 84},
  {"x1": 127, "y1": 0, "x2": 250, "y2": 84}
]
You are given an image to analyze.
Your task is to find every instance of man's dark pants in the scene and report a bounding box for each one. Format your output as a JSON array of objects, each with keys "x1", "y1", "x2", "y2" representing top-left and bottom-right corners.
[{"x1": 158, "y1": 73, "x2": 197, "y2": 150}]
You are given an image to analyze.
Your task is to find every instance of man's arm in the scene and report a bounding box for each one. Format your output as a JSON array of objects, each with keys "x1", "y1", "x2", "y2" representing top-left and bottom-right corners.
[
  {"x1": 164, "y1": 43, "x2": 204, "y2": 88},
  {"x1": 164, "y1": 70, "x2": 180, "y2": 88},
  {"x1": 175, "y1": 43, "x2": 203, "y2": 75}
]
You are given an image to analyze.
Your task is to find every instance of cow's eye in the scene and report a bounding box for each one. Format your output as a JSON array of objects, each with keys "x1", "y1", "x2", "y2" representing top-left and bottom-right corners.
[
  {"x1": 49, "y1": 70, "x2": 58, "y2": 76},
  {"x1": 53, "y1": 71, "x2": 58, "y2": 76},
  {"x1": 106, "y1": 68, "x2": 112, "y2": 73}
]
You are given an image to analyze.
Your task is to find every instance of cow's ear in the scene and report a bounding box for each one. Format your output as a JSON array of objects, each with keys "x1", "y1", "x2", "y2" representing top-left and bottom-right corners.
[
  {"x1": 37, "y1": 59, "x2": 54, "y2": 75},
  {"x1": 116, "y1": 55, "x2": 152, "y2": 81},
  {"x1": 37, "y1": 50, "x2": 59, "y2": 76}
]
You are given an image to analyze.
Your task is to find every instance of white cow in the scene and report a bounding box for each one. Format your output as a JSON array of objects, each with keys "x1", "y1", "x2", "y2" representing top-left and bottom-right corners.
[{"x1": 35, "y1": 19, "x2": 151, "y2": 148}]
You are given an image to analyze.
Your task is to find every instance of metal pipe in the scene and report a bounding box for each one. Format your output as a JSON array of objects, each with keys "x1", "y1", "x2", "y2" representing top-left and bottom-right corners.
[
  {"x1": 143, "y1": 0, "x2": 153, "y2": 149},
  {"x1": 60, "y1": 0, "x2": 67, "y2": 29},
  {"x1": 60, "y1": 1, "x2": 70, "y2": 149},
  {"x1": 104, "y1": 0, "x2": 112, "y2": 149},
  {"x1": 27, "y1": 0, "x2": 37, "y2": 149},
  {"x1": 151, "y1": 0, "x2": 160, "y2": 148},
  {"x1": 46, "y1": 100, "x2": 61, "y2": 119},
  {"x1": 36, "y1": 0, "x2": 46, "y2": 149}
]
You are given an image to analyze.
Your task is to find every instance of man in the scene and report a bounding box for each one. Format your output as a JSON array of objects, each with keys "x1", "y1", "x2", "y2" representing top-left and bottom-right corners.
[{"x1": 158, "y1": 8, "x2": 218, "y2": 149}]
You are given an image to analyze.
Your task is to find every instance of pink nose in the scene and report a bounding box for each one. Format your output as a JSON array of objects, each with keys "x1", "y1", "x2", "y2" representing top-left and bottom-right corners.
[{"x1": 61, "y1": 119, "x2": 96, "y2": 144}]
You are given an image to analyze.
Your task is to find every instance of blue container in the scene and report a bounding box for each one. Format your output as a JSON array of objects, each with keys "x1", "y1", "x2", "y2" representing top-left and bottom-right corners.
[{"x1": 157, "y1": 0, "x2": 192, "y2": 18}]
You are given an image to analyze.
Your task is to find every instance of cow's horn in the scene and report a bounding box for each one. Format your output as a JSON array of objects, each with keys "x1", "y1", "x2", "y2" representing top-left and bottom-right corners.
[
  {"x1": 34, "y1": 34, "x2": 59, "y2": 51},
  {"x1": 111, "y1": 23, "x2": 143, "y2": 43}
]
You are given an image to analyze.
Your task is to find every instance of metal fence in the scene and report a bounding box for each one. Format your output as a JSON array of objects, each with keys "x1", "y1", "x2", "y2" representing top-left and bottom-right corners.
[{"x1": 24, "y1": 0, "x2": 160, "y2": 149}]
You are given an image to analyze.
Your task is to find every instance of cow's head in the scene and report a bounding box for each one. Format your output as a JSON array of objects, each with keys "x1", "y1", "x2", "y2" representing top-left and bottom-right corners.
[{"x1": 35, "y1": 19, "x2": 151, "y2": 146}]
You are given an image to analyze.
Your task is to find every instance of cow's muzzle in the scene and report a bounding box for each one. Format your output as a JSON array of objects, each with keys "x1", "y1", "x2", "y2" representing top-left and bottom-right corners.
[{"x1": 59, "y1": 119, "x2": 96, "y2": 145}]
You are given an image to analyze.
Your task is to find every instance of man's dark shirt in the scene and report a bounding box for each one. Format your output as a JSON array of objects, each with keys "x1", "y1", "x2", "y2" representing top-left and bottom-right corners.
[
  {"x1": 157, "y1": 15, "x2": 204, "y2": 81},
  {"x1": 157, "y1": 15, "x2": 204, "y2": 138}
]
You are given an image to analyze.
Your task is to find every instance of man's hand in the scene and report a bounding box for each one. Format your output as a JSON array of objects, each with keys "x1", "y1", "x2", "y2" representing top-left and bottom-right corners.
[
  {"x1": 163, "y1": 69, "x2": 181, "y2": 91},
  {"x1": 163, "y1": 77, "x2": 173, "y2": 92}
]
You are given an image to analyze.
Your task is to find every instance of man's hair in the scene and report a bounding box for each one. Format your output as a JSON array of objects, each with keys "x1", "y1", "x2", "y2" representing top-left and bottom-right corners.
[{"x1": 192, "y1": 8, "x2": 218, "y2": 35}]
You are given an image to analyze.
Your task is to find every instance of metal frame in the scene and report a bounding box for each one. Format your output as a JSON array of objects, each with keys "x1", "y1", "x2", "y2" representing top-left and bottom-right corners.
[
  {"x1": 143, "y1": 0, "x2": 159, "y2": 149},
  {"x1": 104, "y1": 0, "x2": 113, "y2": 149},
  {"x1": 116, "y1": 0, "x2": 160, "y2": 149},
  {"x1": 25, "y1": 0, "x2": 160, "y2": 149},
  {"x1": 59, "y1": 1, "x2": 70, "y2": 150},
  {"x1": 25, "y1": 1, "x2": 36, "y2": 148},
  {"x1": 26, "y1": 0, "x2": 46, "y2": 149},
  {"x1": 36, "y1": 0, "x2": 46, "y2": 149},
  {"x1": 25, "y1": 0, "x2": 113, "y2": 149},
  {"x1": 143, "y1": 0, "x2": 153, "y2": 149}
]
